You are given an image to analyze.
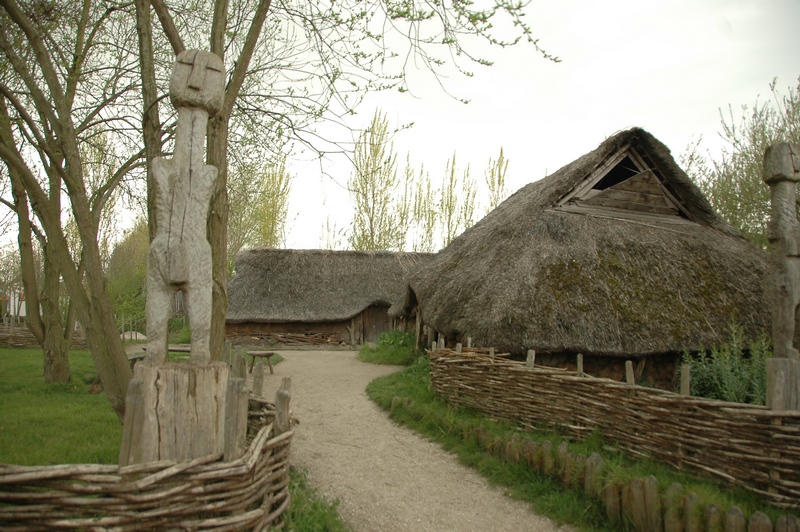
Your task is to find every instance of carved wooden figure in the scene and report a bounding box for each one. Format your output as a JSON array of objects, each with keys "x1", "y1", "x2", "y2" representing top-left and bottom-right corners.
[
  {"x1": 763, "y1": 142, "x2": 800, "y2": 361},
  {"x1": 763, "y1": 142, "x2": 800, "y2": 411},
  {"x1": 146, "y1": 50, "x2": 224, "y2": 365}
]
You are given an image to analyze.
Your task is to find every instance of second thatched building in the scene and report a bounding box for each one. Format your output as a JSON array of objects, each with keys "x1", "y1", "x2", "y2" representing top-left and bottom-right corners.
[
  {"x1": 395, "y1": 128, "x2": 770, "y2": 386},
  {"x1": 227, "y1": 248, "x2": 433, "y2": 346}
]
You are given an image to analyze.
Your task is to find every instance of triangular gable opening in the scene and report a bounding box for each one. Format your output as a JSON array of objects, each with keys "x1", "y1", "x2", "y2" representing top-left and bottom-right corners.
[{"x1": 554, "y1": 146, "x2": 692, "y2": 224}]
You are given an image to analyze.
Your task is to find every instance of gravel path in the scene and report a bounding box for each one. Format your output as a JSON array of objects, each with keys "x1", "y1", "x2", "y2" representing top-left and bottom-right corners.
[{"x1": 259, "y1": 349, "x2": 570, "y2": 532}]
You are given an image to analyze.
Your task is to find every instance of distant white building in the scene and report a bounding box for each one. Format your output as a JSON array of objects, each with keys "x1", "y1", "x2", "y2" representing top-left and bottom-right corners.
[{"x1": 3, "y1": 290, "x2": 26, "y2": 319}]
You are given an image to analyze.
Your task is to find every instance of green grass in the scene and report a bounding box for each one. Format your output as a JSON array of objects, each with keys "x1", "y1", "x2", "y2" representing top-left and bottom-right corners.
[
  {"x1": 283, "y1": 467, "x2": 350, "y2": 531},
  {"x1": 366, "y1": 355, "x2": 798, "y2": 530},
  {"x1": 0, "y1": 348, "x2": 122, "y2": 465},
  {"x1": 357, "y1": 329, "x2": 417, "y2": 365},
  {"x1": 0, "y1": 346, "x2": 346, "y2": 529}
]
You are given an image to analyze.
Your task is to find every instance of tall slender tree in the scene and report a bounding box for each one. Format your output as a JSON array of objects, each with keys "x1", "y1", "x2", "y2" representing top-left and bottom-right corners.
[
  {"x1": 348, "y1": 109, "x2": 403, "y2": 251},
  {"x1": 485, "y1": 147, "x2": 509, "y2": 212}
]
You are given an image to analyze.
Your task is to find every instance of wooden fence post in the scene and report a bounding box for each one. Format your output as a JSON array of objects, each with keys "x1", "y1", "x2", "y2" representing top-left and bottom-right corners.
[
  {"x1": 724, "y1": 506, "x2": 746, "y2": 532},
  {"x1": 625, "y1": 360, "x2": 635, "y2": 385},
  {"x1": 224, "y1": 377, "x2": 248, "y2": 461},
  {"x1": 644, "y1": 475, "x2": 662, "y2": 532},
  {"x1": 466, "y1": 337, "x2": 472, "y2": 348},
  {"x1": 705, "y1": 504, "x2": 722, "y2": 532},
  {"x1": 222, "y1": 339, "x2": 232, "y2": 366},
  {"x1": 625, "y1": 360, "x2": 636, "y2": 398},
  {"x1": 526, "y1": 349, "x2": 536, "y2": 368},
  {"x1": 748, "y1": 511, "x2": 773, "y2": 532},
  {"x1": 680, "y1": 364, "x2": 691, "y2": 395},
  {"x1": 663, "y1": 483, "x2": 683, "y2": 532},
  {"x1": 683, "y1": 492, "x2": 702, "y2": 532},
  {"x1": 584, "y1": 453, "x2": 603, "y2": 497},
  {"x1": 275, "y1": 377, "x2": 292, "y2": 437},
  {"x1": 252, "y1": 361, "x2": 265, "y2": 398},
  {"x1": 576, "y1": 353, "x2": 584, "y2": 376},
  {"x1": 455, "y1": 342, "x2": 462, "y2": 353}
]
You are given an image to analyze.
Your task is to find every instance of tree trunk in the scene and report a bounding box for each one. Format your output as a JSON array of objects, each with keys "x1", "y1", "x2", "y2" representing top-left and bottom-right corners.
[
  {"x1": 207, "y1": 114, "x2": 228, "y2": 361},
  {"x1": 42, "y1": 322, "x2": 70, "y2": 383},
  {"x1": 40, "y1": 241, "x2": 71, "y2": 383},
  {"x1": 135, "y1": 0, "x2": 165, "y2": 242},
  {"x1": 3, "y1": 108, "x2": 71, "y2": 383}
]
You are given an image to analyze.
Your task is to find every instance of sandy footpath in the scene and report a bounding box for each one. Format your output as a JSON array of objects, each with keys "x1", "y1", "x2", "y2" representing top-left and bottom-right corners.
[{"x1": 258, "y1": 349, "x2": 570, "y2": 532}]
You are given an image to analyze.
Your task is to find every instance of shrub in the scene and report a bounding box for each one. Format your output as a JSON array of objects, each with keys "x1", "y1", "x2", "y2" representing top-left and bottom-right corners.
[
  {"x1": 357, "y1": 329, "x2": 417, "y2": 365},
  {"x1": 681, "y1": 324, "x2": 770, "y2": 404}
]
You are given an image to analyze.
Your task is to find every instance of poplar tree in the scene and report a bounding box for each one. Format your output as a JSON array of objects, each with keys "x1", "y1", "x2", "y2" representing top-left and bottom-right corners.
[{"x1": 348, "y1": 110, "x2": 404, "y2": 251}]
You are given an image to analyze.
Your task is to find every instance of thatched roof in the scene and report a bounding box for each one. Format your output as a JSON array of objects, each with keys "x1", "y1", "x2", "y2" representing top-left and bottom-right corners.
[
  {"x1": 227, "y1": 248, "x2": 434, "y2": 323},
  {"x1": 401, "y1": 128, "x2": 770, "y2": 357}
]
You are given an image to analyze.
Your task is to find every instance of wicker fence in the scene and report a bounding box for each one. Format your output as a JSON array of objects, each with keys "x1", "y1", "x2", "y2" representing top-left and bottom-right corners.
[
  {"x1": 0, "y1": 398, "x2": 292, "y2": 530},
  {"x1": 429, "y1": 348, "x2": 800, "y2": 508},
  {"x1": 0, "y1": 323, "x2": 86, "y2": 349}
]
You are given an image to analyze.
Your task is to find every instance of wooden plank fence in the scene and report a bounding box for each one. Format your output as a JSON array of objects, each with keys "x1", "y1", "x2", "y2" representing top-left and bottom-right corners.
[{"x1": 428, "y1": 348, "x2": 800, "y2": 508}]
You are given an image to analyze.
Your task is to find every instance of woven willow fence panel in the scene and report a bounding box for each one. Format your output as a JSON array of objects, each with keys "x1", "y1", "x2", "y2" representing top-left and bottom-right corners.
[
  {"x1": 0, "y1": 402, "x2": 292, "y2": 530},
  {"x1": 429, "y1": 349, "x2": 800, "y2": 508}
]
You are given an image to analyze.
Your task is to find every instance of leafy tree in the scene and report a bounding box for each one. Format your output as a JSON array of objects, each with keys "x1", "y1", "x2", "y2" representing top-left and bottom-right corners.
[
  {"x1": 348, "y1": 109, "x2": 408, "y2": 251},
  {"x1": 227, "y1": 153, "x2": 293, "y2": 275},
  {"x1": 682, "y1": 76, "x2": 800, "y2": 248},
  {"x1": 136, "y1": 0, "x2": 557, "y2": 358},
  {"x1": 0, "y1": 1, "x2": 142, "y2": 408},
  {"x1": 485, "y1": 147, "x2": 509, "y2": 212},
  {"x1": 321, "y1": 216, "x2": 347, "y2": 250},
  {"x1": 2, "y1": 0, "x2": 552, "y2": 415},
  {"x1": 411, "y1": 166, "x2": 438, "y2": 253},
  {"x1": 440, "y1": 153, "x2": 477, "y2": 247},
  {"x1": 106, "y1": 219, "x2": 149, "y2": 329}
]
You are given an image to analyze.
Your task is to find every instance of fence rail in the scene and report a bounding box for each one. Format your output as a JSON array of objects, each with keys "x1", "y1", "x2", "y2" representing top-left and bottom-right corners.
[{"x1": 429, "y1": 348, "x2": 800, "y2": 508}]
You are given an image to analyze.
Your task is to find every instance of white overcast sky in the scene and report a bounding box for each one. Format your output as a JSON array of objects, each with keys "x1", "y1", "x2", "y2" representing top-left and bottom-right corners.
[{"x1": 282, "y1": 0, "x2": 799, "y2": 249}]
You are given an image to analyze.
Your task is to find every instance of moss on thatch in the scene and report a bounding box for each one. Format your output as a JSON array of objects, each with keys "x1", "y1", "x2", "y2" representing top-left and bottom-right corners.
[
  {"x1": 404, "y1": 128, "x2": 770, "y2": 357},
  {"x1": 227, "y1": 248, "x2": 434, "y2": 323}
]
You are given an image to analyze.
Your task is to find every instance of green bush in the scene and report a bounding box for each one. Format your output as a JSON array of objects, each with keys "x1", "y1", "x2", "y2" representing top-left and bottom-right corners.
[
  {"x1": 681, "y1": 324, "x2": 769, "y2": 405},
  {"x1": 357, "y1": 329, "x2": 417, "y2": 365}
]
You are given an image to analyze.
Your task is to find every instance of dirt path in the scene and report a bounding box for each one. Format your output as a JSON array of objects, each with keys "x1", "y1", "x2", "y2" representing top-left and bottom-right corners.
[{"x1": 259, "y1": 349, "x2": 570, "y2": 532}]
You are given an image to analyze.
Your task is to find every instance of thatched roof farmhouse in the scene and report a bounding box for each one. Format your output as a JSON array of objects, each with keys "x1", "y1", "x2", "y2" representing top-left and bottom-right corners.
[
  {"x1": 227, "y1": 248, "x2": 433, "y2": 345},
  {"x1": 397, "y1": 128, "x2": 770, "y2": 385}
]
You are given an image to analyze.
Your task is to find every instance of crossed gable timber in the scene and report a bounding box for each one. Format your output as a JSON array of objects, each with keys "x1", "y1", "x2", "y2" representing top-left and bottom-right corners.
[{"x1": 553, "y1": 145, "x2": 693, "y2": 224}]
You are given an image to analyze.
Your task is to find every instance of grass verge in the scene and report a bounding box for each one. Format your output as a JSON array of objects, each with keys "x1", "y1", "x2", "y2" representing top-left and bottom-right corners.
[
  {"x1": 366, "y1": 355, "x2": 796, "y2": 530},
  {"x1": 283, "y1": 466, "x2": 350, "y2": 531}
]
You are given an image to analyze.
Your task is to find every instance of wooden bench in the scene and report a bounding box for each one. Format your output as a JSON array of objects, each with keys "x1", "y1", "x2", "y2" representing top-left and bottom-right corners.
[
  {"x1": 141, "y1": 345, "x2": 192, "y2": 353},
  {"x1": 246, "y1": 351, "x2": 275, "y2": 375},
  {"x1": 127, "y1": 352, "x2": 146, "y2": 371}
]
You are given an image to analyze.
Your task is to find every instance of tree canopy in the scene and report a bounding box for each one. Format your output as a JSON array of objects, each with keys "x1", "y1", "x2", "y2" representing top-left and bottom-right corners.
[
  {"x1": 681, "y1": 76, "x2": 800, "y2": 248},
  {"x1": 0, "y1": 0, "x2": 553, "y2": 417}
]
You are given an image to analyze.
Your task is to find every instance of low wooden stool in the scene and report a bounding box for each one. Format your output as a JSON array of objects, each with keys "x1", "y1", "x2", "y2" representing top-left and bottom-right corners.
[{"x1": 247, "y1": 351, "x2": 275, "y2": 374}]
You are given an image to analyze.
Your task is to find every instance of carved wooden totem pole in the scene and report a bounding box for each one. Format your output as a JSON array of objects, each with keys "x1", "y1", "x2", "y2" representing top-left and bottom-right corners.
[
  {"x1": 119, "y1": 50, "x2": 249, "y2": 465},
  {"x1": 763, "y1": 142, "x2": 800, "y2": 411}
]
